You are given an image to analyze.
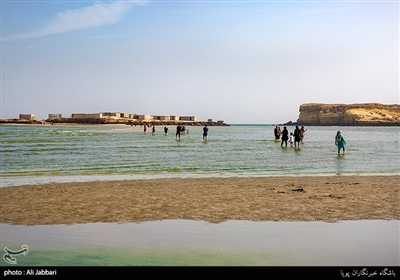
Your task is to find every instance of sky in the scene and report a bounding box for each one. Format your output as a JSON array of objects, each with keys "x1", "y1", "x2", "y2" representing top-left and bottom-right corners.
[{"x1": 1, "y1": 0, "x2": 399, "y2": 124}]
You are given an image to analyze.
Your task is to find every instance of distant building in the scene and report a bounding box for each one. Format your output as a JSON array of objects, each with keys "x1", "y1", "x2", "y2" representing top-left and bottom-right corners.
[
  {"x1": 48, "y1": 114, "x2": 62, "y2": 120},
  {"x1": 136, "y1": 115, "x2": 152, "y2": 121},
  {"x1": 19, "y1": 114, "x2": 35, "y2": 120},
  {"x1": 101, "y1": 112, "x2": 120, "y2": 118},
  {"x1": 119, "y1": 112, "x2": 130, "y2": 118},
  {"x1": 180, "y1": 116, "x2": 197, "y2": 121},
  {"x1": 71, "y1": 113, "x2": 102, "y2": 119},
  {"x1": 152, "y1": 115, "x2": 170, "y2": 121},
  {"x1": 45, "y1": 111, "x2": 205, "y2": 123},
  {"x1": 98, "y1": 112, "x2": 130, "y2": 118}
]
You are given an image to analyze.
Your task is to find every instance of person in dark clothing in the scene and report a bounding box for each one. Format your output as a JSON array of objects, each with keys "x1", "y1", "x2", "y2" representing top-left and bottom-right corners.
[
  {"x1": 203, "y1": 125, "x2": 209, "y2": 141},
  {"x1": 281, "y1": 126, "x2": 289, "y2": 147},
  {"x1": 293, "y1": 125, "x2": 301, "y2": 147},
  {"x1": 176, "y1": 124, "x2": 182, "y2": 140}
]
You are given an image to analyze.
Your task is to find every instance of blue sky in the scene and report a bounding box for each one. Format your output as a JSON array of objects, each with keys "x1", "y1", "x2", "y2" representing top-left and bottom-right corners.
[{"x1": 1, "y1": 1, "x2": 398, "y2": 124}]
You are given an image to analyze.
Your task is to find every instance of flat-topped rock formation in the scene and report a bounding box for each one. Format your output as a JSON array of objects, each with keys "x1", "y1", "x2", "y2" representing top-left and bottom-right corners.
[{"x1": 294, "y1": 103, "x2": 400, "y2": 126}]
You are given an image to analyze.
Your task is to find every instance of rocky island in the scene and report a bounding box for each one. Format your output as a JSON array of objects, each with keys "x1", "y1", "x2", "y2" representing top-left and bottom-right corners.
[{"x1": 292, "y1": 103, "x2": 400, "y2": 126}]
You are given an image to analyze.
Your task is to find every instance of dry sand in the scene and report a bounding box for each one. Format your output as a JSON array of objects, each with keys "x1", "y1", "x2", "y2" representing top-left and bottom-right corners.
[{"x1": 1, "y1": 176, "x2": 399, "y2": 226}]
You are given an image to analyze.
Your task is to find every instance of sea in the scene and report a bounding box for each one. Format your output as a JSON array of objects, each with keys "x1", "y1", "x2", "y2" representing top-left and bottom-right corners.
[
  {"x1": 1, "y1": 124, "x2": 399, "y2": 268},
  {"x1": 1, "y1": 124, "x2": 399, "y2": 187}
]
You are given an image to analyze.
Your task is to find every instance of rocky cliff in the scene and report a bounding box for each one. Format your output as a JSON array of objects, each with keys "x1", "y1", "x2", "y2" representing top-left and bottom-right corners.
[{"x1": 295, "y1": 103, "x2": 400, "y2": 126}]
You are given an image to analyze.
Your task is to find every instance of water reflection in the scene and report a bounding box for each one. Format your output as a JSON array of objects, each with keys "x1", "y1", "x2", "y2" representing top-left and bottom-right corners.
[{"x1": 1, "y1": 220, "x2": 398, "y2": 266}]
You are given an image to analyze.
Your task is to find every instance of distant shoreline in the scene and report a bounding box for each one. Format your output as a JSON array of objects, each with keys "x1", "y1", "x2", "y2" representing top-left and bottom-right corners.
[
  {"x1": 0, "y1": 119, "x2": 230, "y2": 126},
  {"x1": 2, "y1": 119, "x2": 400, "y2": 127}
]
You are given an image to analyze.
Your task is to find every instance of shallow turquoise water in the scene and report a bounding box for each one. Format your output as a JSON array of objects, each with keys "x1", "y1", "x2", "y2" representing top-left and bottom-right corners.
[
  {"x1": 1, "y1": 220, "x2": 399, "y2": 266},
  {"x1": 1, "y1": 124, "x2": 399, "y2": 268},
  {"x1": 1, "y1": 124, "x2": 399, "y2": 186}
]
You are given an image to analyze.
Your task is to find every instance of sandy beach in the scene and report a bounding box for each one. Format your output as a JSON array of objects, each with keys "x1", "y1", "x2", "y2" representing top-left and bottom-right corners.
[{"x1": 1, "y1": 175, "x2": 399, "y2": 226}]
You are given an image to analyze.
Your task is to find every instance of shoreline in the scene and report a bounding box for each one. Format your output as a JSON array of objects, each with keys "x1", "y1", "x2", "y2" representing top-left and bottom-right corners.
[
  {"x1": 1, "y1": 172, "x2": 399, "y2": 188},
  {"x1": 0, "y1": 119, "x2": 230, "y2": 126},
  {"x1": 1, "y1": 175, "x2": 399, "y2": 226}
]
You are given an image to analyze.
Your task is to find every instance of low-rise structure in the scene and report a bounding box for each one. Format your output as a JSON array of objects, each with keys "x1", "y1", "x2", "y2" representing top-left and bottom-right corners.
[
  {"x1": 9, "y1": 111, "x2": 227, "y2": 125},
  {"x1": 19, "y1": 114, "x2": 35, "y2": 120},
  {"x1": 18, "y1": 111, "x2": 211, "y2": 123},
  {"x1": 100, "y1": 112, "x2": 131, "y2": 118},
  {"x1": 152, "y1": 115, "x2": 170, "y2": 121},
  {"x1": 180, "y1": 116, "x2": 197, "y2": 121},
  {"x1": 71, "y1": 113, "x2": 103, "y2": 119},
  {"x1": 48, "y1": 114, "x2": 62, "y2": 120},
  {"x1": 136, "y1": 114, "x2": 152, "y2": 121}
]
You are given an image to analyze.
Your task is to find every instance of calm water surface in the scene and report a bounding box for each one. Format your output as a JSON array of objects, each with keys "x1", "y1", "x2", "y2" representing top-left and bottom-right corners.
[
  {"x1": 1, "y1": 124, "x2": 399, "y2": 187},
  {"x1": 1, "y1": 124, "x2": 398, "y2": 267},
  {"x1": 1, "y1": 220, "x2": 398, "y2": 266}
]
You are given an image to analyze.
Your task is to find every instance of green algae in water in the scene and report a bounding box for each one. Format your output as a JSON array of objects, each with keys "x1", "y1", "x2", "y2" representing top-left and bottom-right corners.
[{"x1": 1, "y1": 247, "x2": 301, "y2": 266}]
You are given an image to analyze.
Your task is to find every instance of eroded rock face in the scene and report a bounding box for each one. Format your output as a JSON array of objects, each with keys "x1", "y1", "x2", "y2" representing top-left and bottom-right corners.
[{"x1": 296, "y1": 103, "x2": 400, "y2": 126}]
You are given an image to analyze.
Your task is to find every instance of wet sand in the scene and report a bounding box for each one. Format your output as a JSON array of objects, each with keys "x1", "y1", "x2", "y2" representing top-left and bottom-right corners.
[{"x1": 1, "y1": 175, "x2": 399, "y2": 226}]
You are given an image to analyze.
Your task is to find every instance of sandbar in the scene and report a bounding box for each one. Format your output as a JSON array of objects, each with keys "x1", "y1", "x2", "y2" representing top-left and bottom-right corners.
[{"x1": 1, "y1": 175, "x2": 399, "y2": 225}]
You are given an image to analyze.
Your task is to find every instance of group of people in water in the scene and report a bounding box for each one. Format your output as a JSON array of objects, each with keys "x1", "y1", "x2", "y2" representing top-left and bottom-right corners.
[
  {"x1": 274, "y1": 125, "x2": 307, "y2": 148},
  {"x1": 175, "y1": 123, "x2": 208, "y2": 141},
  {"x1": 175, "y1": 123, "x2": 189, "y2": 140},
  {"x1": 139, "y1": 123, "x2": 347, "y2": 154},
  {"x1": 274, "y1": 125, "x2": 347, "y2": 155},
  {"x1": 139, "y1": 123, "x2": 209, "y2": 142}
]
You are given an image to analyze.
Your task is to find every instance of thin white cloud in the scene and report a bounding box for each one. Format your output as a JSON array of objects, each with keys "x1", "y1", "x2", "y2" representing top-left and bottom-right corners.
[{"x1": 2, "y1": 1, "x2": 148, "y2": 42}]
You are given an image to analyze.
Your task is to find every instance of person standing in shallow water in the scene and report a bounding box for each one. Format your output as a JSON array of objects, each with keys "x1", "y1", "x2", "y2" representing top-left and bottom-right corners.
[
  {"x1": 281, "y1": 126, "x2": 289, "y2": 147},
  {"x1": 203, "y1": 125, "x2": 209, "y2": 141},
  {"x1": 289, "y1": 132, "x2": 294, "y2": 148},
  {"x1": 300, "y1": 125, "x2": 307, "y2": 143},
  {"x1": 335, "y1": 130, "x2": 346, "y2": 155},
  {"x1": 274, "y1": 125, "x2": 281, "y2": 141},
  {"x1": 176, "y1": 124, "x2": 182, "y2": 140},
  {"x1": 293, "y1": 125, "x2": 301, "y2": 148}
]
